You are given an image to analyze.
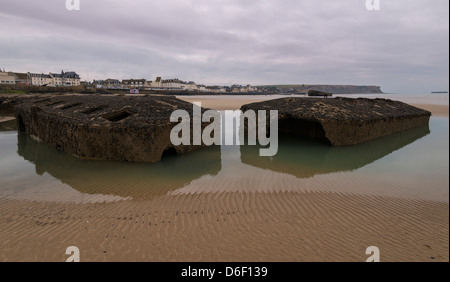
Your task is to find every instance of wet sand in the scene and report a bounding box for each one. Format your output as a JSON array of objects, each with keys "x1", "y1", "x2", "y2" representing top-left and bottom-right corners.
[{"x1": 0, "y1": 192, "x2": 448, "y2": 262}]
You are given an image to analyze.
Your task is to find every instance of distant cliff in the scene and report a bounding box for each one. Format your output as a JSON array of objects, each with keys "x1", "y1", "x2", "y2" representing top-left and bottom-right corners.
[{"x1": 263, "y1": 84, "x2": 384, "y2": 94}]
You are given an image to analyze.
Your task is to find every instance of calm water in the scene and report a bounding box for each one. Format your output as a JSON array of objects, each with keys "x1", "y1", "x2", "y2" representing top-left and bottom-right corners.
[{"x1": 0, "y1": 96, "x2": 448, "y2": 204}]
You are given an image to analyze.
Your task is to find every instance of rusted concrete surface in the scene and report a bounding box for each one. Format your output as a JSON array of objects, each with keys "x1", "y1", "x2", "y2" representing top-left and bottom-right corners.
[
  {"x1": 15, "y1": 95, "x2": 214, "y2": 162},
  {"x1": 240, "y1": 97, "x2": 431, "y2": 146}
]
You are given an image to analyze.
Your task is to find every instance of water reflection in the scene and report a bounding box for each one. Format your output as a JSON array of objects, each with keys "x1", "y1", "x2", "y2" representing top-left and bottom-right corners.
[
  {"x1": 12, "y1": 119, "x2": 434, "y2": 200},
  {"x1": 240, "y1": 124, "x2": 431, "y2": 178},
  {"x1": 18, "y1": 133, "x2": 221, "y2": 199}
]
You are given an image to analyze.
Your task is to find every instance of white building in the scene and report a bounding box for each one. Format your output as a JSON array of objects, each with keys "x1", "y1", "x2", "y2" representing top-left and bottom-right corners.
[
  {"x1": 149, "y1": 77, "x2": 162, "y2": 88},
  {"x1": 162, "y1": 78, "x2": 184, "y2": 90},
  {"x1": 122, "y1": 79, "x2": 147, "y2": 89},
  {"x1": 28, "y1": 71, "x2": 81, "y2": 86},
  {"x1": 231, "y1": 85, "x2": 241, "y2": 93},
  {"x1": 241, "y1": 84, "x2": 257, "y2": 93},
  {"x1": 213, "y1": 86, "x2": 227, "y2": 93},
  {"x1": 29, "y1": 73, "x2": 53, "y2": 86},
  {"x1": 184, "y1": 81, "x2": 198, "y2": 91},
  {"x1": 0, "y1": 71, "x2": 16, "y2": 84},
  {"x1": 94, "y1": 79, "x2": 122, "y2": 89},
  {"x1": 60, "y1": 71, "x2": 81, "y2": 86}
]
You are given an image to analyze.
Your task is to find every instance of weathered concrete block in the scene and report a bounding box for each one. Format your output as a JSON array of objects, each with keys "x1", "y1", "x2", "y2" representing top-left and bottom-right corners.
[
  {"x1": 15, "y1": 95, "x2": 214, "y2": 162},
  {"x1": 308, "y1": 90, "x2": 332, "y2": 97},
  {"x1": 240, "y1": 97, "x2": 431, "y2": 146}
]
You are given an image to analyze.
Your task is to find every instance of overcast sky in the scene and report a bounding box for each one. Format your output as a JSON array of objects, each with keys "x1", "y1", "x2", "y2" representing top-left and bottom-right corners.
[{"x1": 0, "y1": 0, "x2": 448, "y2": 93}]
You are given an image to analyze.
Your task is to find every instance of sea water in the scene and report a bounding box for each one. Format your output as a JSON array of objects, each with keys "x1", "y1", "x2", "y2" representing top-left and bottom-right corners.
[{"x1": 0, "y1": 95, "x2": 448, "y2": 204}]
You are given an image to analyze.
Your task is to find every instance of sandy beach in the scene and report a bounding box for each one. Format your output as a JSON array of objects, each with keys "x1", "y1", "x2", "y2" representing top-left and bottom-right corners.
[
  {"x1": 0, "y1": 95, "x2": 448, "y2": 262},
  {"x1": 0, "y1": 191, "x2": 448, "y2": 262},
  {"x1": 178, "y1": 96, "x2": 275, "y2": 111},
  {"x1": 178, "y1": 96, "x2": 449, "y2": 117},
  {"x1": 412, "y1": 104, "x2": 449, "y2": 117}
]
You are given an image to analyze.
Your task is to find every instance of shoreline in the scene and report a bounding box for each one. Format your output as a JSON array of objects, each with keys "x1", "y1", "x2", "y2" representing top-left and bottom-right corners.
[
  {"x1": 1, "y1": 94, "x2": 447, "y2": 117},
  {"x1": 178, "y1": 96, "x2": 449, "y2": 117}
]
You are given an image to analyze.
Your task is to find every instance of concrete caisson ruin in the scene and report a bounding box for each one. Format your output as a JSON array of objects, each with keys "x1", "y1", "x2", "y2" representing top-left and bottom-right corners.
[
  {"x1": 240, "y1": 97, "x2": 431, "y2": 146},
  {"x1": 307, "y1": 90, "x2": 332, "y2": 97},
  {"x1": 15, "y1": 95, "x2": 214, "y2": 162}
]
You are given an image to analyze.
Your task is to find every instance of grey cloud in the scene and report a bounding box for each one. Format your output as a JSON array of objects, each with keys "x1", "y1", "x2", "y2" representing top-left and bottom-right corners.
[{"x1": 0, "y1": 0, "x2": 448, "y2": 92}]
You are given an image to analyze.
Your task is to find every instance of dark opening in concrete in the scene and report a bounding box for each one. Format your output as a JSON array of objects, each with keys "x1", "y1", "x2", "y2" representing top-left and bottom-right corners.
[
  {"x1": 161, "y1": 147, "x2": 178, "y2": 160},
  {"x1": 82, "y1": 105, "x2": 108, "y2": 115},
  {"x1": 17, "y1": 115, "x2": 25, "y2": 132},
  {"x1": 278, "y1": 118, "x2": 329, "y2": 143},
  {"x1": 62, "y1": 103, "x2": 83, "y2": 110},
  {"x1": 103, "y1": 110, "x2": 132, "y2": 122}
]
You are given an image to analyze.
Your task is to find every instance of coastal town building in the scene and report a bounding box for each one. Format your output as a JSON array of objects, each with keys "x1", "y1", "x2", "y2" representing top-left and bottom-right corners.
[
  {"x1": 29, "y1": 73, "x2": 53, "y2": 86},
  {"x1": 229, "y1": 84, "x2": 257, "y2": 93},
  {"x1": 59, "y1": 71, "x2": 81, "y2": 86},
  {"x1": 0, "y1": 71, "x2": 33, "y2": 85},
  {"x1": 184, "y1": 81, "x2": 198, "y2": 91},
  {"x1": 94, "y1": 79, "x2": 122, "y2": 89},
  {"x1": 14, "y1": 73, "x2": 30, "y2": 85},
  {"x1": 61, "y1": 71, "x2": 80, "y2": 86},
  {"x1": 122, "y1": 79, "x2": 147, "y2": 89},
  {"x1": 93, "y1": 79, "x2": 105, "y2": 88},
  {"x1": 161, "y1": 78, "x2": 184, "y2": 90},
  {"x1": 1, "y1": 69, "x2": 257, "y2": 93},
  {"x1": 142, "y1": 77, "x2": 230, "y2": 93},
  {"x1": 206, "y1": 86, "x2": 226, "y2": 93},
  {"x1": 231, "y1": 85, "x2": 241, "y2": 93},
  {"x1": 105, "y1": 79, "x2": 122, "y2": 88},
  {"x1": 241, "y1": 84, "x2": 257, "y2": 93},
  {"x1": 149, "y1": 77, "x2": 162, "y2": 88},
  {"x1": 51, "y1": 73, "x2": 63, "y2": 86},
  {"x1": 28, "y1": 71, "x2": 81, "y2": 86},
  {"x1": 0, "y1": 71, "x2": 16, "y2": 84}
]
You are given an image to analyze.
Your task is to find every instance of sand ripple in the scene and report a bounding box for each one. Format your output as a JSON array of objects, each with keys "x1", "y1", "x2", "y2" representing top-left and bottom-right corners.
[{"x1": 0, "y1": 190, "x2": 447, "y2": 262}]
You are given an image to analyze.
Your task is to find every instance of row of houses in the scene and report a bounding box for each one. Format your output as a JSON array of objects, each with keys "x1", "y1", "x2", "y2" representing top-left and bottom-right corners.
[
  {"x1": 93, "y1": 77, "x2": 257, "y2": 93},
  {"x1": 0, "y1": 70, "x2": 81, "y2": 86},
  {"x1": 1, "y1": 69, "x2": 258, "y2": 93}
]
